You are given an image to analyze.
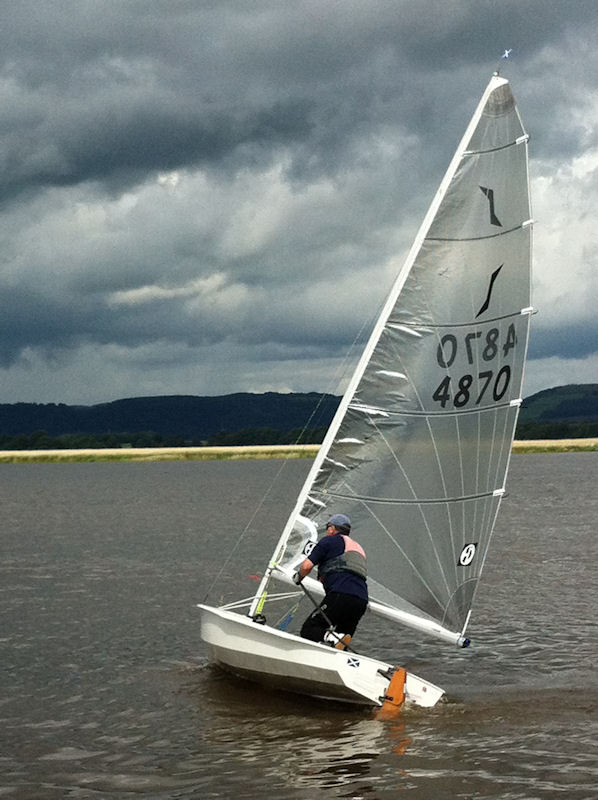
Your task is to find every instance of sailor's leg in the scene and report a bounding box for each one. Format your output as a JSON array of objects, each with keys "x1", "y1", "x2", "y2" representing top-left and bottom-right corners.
[
  {"x1": 299, "y1": 604, "x2": 330, "y2": 641},
  {"x1": 324, "y1": 592, "x2": 368, "y2": 636}
]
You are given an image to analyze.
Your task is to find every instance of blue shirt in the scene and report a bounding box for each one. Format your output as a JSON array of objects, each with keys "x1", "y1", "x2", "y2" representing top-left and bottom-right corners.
[{"x1": 309, "y1": 534, "x2": 369, "y2": 601}]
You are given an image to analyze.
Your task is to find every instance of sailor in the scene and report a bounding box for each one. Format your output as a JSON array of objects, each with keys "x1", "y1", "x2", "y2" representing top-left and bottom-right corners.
[{"x1": 293, "y1": 513, "x2": 368, "y2": 648}]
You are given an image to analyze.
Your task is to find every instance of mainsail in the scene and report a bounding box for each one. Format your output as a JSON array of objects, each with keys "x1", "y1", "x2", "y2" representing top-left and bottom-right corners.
[{"x1": 251, "y1": 75, "x2": 533, "y2": 646}]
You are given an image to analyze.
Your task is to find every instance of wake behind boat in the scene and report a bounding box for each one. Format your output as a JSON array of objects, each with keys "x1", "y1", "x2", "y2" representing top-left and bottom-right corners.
[{"x1": 199, "y1": 73, "x2": 533, "y2": 710}]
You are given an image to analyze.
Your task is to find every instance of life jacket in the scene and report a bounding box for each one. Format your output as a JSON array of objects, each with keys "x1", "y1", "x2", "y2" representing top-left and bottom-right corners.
[{"x1": 318, "y1": 535, "x2": 367, "y2": 580}]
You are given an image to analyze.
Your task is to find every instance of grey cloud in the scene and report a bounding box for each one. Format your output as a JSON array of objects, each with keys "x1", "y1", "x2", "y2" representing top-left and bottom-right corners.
[
  {"x1": 1, "y1": 1, "x2": 598, "y2": 402},
  {"x1": 4, "y1": 0, "x2": 597, "y2": 201},
  {"x1": 529, "y1": 323, "x2": 598, "y2": 362}
]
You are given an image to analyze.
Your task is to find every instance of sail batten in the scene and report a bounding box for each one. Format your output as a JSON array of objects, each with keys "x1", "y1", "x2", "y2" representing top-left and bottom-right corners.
[
  {"x1": 312, "y1": 490, "x2": 507, "y2": 505},
  {"x1": 426, "y1": 222, "x2": 524, "y2": 242},
  {"x1": 388, "y1": 310, "x2": 531, "y2": 328},
  {"x1": 463, "y1": 134, "x2": 529, "y2": 156},
  {"x1": 330, "y1": 401, "x2": 526, "y2": 419}
]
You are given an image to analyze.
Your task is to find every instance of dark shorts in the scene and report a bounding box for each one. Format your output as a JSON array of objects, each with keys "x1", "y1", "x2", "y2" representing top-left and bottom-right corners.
[{"x1": 300, "y1": 591, "x2": 368, "y2": 642}]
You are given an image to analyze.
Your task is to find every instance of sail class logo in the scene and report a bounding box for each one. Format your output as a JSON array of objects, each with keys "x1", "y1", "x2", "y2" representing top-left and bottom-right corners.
[
  {"x1": 458, "y1": 543, "x2": 478, "y2": 566},
  {"x1": 476, "y1": 264, "x2": 504, "y2": 318},
  {"x1": 303, "y1": 541, "x2": 316, "y2": 556},
  {"x1": 479, "y1": 186, "x2": 502, "y2": 227}
]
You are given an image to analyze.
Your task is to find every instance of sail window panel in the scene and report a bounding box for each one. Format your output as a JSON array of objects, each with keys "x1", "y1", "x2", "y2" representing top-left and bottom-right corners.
[
  {"x1": 312, "y1": 405, "x2": 519, "y2": 504},
  {"x1": 277, "y1": 528, "x2": 304, "y2": 569},
  {"x1": 276, "y1": 516, "x2": 318, "y2": 571},
  {"x1": 356, "y1": 314, "x2": 530, "y2": 415},
  {"x1": 426, "y1": 145, "x2": 529, "y2": 241},
  {"x1": 393, "y1": 228, "x2": 531, "y2": 328}
]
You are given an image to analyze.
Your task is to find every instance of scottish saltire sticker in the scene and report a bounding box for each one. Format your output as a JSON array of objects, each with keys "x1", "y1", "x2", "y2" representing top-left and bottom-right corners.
[{"x1": 347, "y1": 657, "x2": 360, "y2": 668}]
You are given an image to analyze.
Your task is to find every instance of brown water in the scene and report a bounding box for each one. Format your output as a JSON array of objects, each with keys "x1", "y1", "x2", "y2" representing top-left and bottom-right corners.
[{"x1": 1, "y1": 455, "x2": 597, "y2": 798}]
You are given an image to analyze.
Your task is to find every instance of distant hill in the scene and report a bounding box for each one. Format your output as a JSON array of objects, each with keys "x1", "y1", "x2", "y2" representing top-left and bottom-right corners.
[
  {"x1": 518, "y1": 384, "x2": 598, "y2": 423},
  {"x1": 517, "y1": 384, "x2": 598, "y2": 439},
  {"x1": 0, "y1": 393, "x2": 341, "y2": 443},
  {"x1": 0, "y1": 385, "x2": 596, "y2": 449}
]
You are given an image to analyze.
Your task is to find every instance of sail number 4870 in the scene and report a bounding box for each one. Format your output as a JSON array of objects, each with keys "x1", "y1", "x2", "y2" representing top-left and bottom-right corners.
[
  {"x1": 432, "y1": 325, "x2": 516, "y2": 409},
  {"x1": 433, "y1": 367, "x2": 511, "y2": 408}
]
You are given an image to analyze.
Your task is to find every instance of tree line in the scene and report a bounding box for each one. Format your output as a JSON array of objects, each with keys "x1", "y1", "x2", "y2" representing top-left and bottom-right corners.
[
  {"x1": 0, "y1": 426, "x2": 329, "y2": 450},
  {"x1": 0, "y1": 421, "x2": 596, "y2": 451},
  {"x1": 515, "y1": 420, "x2": 598, "y2": 440}
]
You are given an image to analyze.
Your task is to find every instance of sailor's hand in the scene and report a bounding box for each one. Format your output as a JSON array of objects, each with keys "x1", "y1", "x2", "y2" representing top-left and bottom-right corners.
[{"x1": 292, "y1": 570, "x2": 303, "y2": 585}]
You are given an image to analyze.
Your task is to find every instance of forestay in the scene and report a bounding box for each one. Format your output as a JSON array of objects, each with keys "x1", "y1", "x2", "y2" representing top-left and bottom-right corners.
[{"x1": 251, "y1": 76, "x2": 533, "y2": 646}]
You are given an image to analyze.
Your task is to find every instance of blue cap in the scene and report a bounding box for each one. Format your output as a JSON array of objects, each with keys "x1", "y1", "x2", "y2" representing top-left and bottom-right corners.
[{"x1": 325, "y1": 513, "x2": 351, "y2": 532}]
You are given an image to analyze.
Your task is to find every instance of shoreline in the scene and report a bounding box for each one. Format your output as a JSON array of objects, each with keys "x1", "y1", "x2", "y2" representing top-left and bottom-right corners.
[
  {"x1": 0, "y1": 439, "x2": 596, "y2": 463},
  {"x1": 512, "y1": 438, "x2": 598, "y2": 452},
  {"x1": 0, "y1": 444, "x2": 320, "y2": 463}
]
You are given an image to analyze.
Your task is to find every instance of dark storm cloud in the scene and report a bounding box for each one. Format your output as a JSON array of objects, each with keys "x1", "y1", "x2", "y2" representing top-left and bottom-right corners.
[
  {"x1": 1, "y1": 65, "x2": 314, "y2": 202},
  {"x1": 529, "y1": 323, "x2": 597, "y2": 362},
  {"x1": 0, "y1": 0, "x2": 597, "y2": 401},
  {"x1": 3, "y1": 0, "x2": 596, "y2": 199}
]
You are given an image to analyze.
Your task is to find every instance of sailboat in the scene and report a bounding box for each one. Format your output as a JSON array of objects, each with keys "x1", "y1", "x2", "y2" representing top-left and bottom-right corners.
[{"x1": 198, "y1": 73, "x2": 533, "y2": 709}]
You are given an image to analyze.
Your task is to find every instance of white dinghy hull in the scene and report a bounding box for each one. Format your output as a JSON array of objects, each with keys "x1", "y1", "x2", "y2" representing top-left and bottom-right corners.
[{"x1": 198, "y1": 604, "x2": 444, "y2": 708}]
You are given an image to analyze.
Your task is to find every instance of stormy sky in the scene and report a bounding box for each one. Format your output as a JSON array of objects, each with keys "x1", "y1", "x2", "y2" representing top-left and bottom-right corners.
[{"x1": 1, "y1": 0, "x2": 597, "y2": 404}]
